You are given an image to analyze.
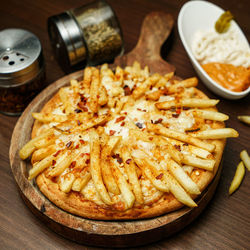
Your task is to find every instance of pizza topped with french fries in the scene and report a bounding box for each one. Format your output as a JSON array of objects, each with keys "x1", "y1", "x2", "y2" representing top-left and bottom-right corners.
[{"x1": 19, "y1": 61, "x2": 238, "y2": 220}]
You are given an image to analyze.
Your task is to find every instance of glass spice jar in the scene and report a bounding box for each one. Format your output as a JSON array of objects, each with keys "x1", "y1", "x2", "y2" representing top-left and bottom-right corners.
[
  {"x1": 48, "y1": 0, "x2": 124, "y2": 73},
  {"x1": 0, "y1": 29, "x2": 46, "y2": 116}
]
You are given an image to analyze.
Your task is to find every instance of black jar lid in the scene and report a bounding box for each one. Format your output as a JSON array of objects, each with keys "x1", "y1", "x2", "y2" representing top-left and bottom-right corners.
[
  {"x1": 0, "y1": 28, "x2": 44, "y2": 88},
  {"x1": 47, "y1": 12, "x2": 87, "y2": 73}
]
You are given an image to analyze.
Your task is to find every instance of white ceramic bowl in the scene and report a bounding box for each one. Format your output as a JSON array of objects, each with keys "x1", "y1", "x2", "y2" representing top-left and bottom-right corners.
[{"x1": 178, "y1": 0, "x2": 250, "y2": 100}]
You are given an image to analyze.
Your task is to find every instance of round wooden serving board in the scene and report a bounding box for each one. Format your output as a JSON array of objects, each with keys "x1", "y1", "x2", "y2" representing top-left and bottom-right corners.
[{"x1": 9, "y1": 12, "x2": 223, "y2": 247}]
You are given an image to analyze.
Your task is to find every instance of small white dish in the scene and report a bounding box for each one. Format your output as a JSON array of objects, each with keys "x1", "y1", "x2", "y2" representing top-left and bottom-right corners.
[{"x1": 178, "y1": 0, "x2": 250, "y2": 100}]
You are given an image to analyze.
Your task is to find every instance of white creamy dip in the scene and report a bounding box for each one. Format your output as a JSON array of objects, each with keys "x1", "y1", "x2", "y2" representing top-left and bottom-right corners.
[{"x1": 192, "y1": 26, "x2": 250, "y2": 67}]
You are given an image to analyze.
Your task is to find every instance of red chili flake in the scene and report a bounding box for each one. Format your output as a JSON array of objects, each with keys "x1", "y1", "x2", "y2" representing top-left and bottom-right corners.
[
  {"x1": 80, "y1": 153, "x2": 85, "y2": 157},
  {"x1": 142, "y1": 128, "x2": 146, "y2": 131},
  {"x1": 70, "y1": 161, "x2": 76, "y2": 168},
  {"x1": 124, "y1": 85, "x2": 131, "y2": 96},
  {"x1": 117, "y1": 156, "x2": 123, "y2": 164},
  {"x1": 66, "y1": 141, "x2": 72, "y2": 148},
  {"x1": 75, "y1": 144, "x2": 79, "y2": 149},
  {"x1": 86, "y1": 159, "x2": 90, "y2": 164},
  {"x1": 156, "y1": 173, "x2": 163, "y2": 180},
  {"x1": 79, "y1": 139, "x2": 85, "y2": 144},
  {"x1": 185, "y1": 128, "x2": 200, "y2": 133},
  {"x1": 53, "y1": 150, "x2": 61, "y2": 157},
  {"x1": 78, "y1": 102, "x2": 87, "y2": 110},
  {"x1": 176, "y1": 108, "x2": 181, "y2": 114},
  {"x1": 123, "y1": 112, "x2": 128, "y2": 115},
  {"x1": 154, "y1": 118, "x2": 163, "y2": 124},
  {"x1": 151, "y1": 120, "x2": 154, "y2": 124},
  {"x1": 126, "y1": 159, "x2": 132, "y2": 164},
  {"x1": 137, "y1": 108, "x2": 142, "y2": 111},
  {"x1": 52, "y1": 160, "x2": 56, "y2": 166},
  {"x1": 112, "y1": 154, "x2": 123, "y2": 164},
  {"x1": 149, "y1": 85, "x2": 153, "y2": 90},
  {"x1": 120, "y1": 121, "x2": 125, "y2": 126},
  {"x1": 97, "y1": 95, "x2": 100, "y2": 98},
  {"x1": 142, "y1": 109, "x2": 147, "y2": 112},
  {"x1": 172, "y1": 113, "x2": 180, "y2": 118},
  {"x1": 115, "y1": 116, "x2": 125, "y2": 123},
  {"x1": 135, "y1": 122, "x2": 143, "y2": 129},
  {"x1": 183, "y1": 143, "x2": 189, "y2": 146},
  {"x1": 85, "y1": 153, "x2": 90, "y2": 156},
  {"x1": 80, "y1": 94, "x2": 87, "y2": 103},
  {"x1": 82, "y1": 106, "x2": 88, "y2": 112},
  {"x1": 149, "y1": 137, "x2": 153, "y2": 141},
  {"x1": 174, "y1": 145, "x2": 181, "y2": 151},
  {"x1": 109, "y1": 130, "x2": 116, "y2": 136},
  {"x1": 77, "y1": 120, "x2": 81, "y2": 126},
  {"x1": 170, "y1": 107, "x2": 176, "y2": 112},
  {"x1": 93, "y1": 113, "x2": 98, "y2": 118},
  {"x1": 74, "y1": 108, "x2": 82, "y2": 113},
  {"x1": 182, "y1": 106, "x2": 190, "y2": 110}
]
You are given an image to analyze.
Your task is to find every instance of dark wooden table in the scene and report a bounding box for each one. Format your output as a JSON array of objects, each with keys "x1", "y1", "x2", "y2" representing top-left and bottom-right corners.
[{"x1": 0, "y1": 0, "x2": 249, "y2": 249}]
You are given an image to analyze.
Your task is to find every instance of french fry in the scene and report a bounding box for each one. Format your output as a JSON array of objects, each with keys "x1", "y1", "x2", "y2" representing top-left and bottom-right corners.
[
  {"x1": 89, "y1": 68, "x2": 100, "y2": 113},
  {"x1": 132, "y1": 73, "x2": 160, "y2": 99},
  {"x1": 70, "y1": 79, "x2": 80, "y2": 94},
  {"x1": 229, "y1": 161, "x2": 245, "y2": 195},
  {"x1": 59, "y1": 87, "x2": 73, "y2": 114},
  {"x1": 59, "y1": 173, "x2": 76, "y2": 193},
  {"x1": 186, "y1": 144, "x2": 212, "y2": 159},
  {"x1": 28, "y1": 154, "x2": 54, "y2": 180},
  {"x1": 72, "y1": 172, "x2": 91, "y2": 192},
  {"x1": 78, "y1": 113, "x2": 111, "y2": 132},
  {"x1": 240, "y1": 150, "x2": 250, "y2": 171},
  {"x1": 167, "y1": 172, "x2": 197, "y2": 207},
  {"x1": 147, "y1": 123, "x2": 215, "y2": 152},
  {"x1": 193, "y1": 128, "x2": 239, "y2": 139},
  {"x1": 31, "y1": 144, "x2": 57, "y2": 164},
  {"x1": 101, "y1": 137, "x2": 121, "y2": 195},
  {"x1": 19, "y1": 129, "x2": 54, "y2": 160},
  {"x1": 132, "y1": 153, "x2": 169, "y2": 192},
  {"x1": 165, "y1": 159, "x2": 200, "y2": 194},
  {"x1": 121, "y1": 146, "x2": 144, "y2": 204},
  {"x1": 182, "y1": 155, "x2": 215, "y2": 171},
  {"x1": 115, "y1": 66, "x2": 124, "y2": 84},
  {"x1": 82, "y1": 67, "x2": 92, "y2": 89},
  {"x1": 166, "y1": 77, "x2": 198, "y2": 94},
  {"x1": 155, "y1": 98, "x2": 219, "y2": 110},
  {"x1": 190, "y1": 109, "x2": 229, "y2": 121},
  {"x1": 238, "y1": 115, "x2": 250, "y2": 125},
  {"x1": 98, "y1": 85, "x2": 108, "y2": 106},
  {"x1": 145, "y1": 90, "x2": 162, "y2": 101},
  {"x1": 89, "y1": 129, "x2": 112, "y2": 205},
  {"x1": 110, "y1": 163, "x2": 135, "y2": 209},
  {"x1": 33, "y1": 135, "x2": 56, "y2": 149},
  {"x1": 154, "y1": 72, "x2": 174, "y2": 88},
  {"x1": 32, "y1": 113, "x2": 67, "y2": 123},
  {"x1": 47, "y1": 152, "x2": 73, "y2": 177},
  {"x1": 129, "y1": 129, "x2": 183, "y2": 164}
]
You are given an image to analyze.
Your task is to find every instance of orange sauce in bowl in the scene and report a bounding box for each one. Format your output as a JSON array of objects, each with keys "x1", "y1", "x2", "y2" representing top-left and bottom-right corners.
[{"x1": 202, "y1": 63, "x2": 250, "y2": 92}]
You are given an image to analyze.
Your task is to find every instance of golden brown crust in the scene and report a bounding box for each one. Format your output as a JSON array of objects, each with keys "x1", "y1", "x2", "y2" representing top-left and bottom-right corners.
[{"x1": 32, "y1": 86, "x2": 225, "y2": 220}]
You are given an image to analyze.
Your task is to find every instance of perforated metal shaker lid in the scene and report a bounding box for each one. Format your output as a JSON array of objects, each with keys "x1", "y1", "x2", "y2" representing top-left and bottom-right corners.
[{"x1": 0, "y1": 28, "x2": 44, "y2": 87}]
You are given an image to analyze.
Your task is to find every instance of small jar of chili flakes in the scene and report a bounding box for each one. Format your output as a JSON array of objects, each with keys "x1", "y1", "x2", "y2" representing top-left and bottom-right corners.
[{"x1": 0, "y1": 29, "x2": 46, "y2": 116}]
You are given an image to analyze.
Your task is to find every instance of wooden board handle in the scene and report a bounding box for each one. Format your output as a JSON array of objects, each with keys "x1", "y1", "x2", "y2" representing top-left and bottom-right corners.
[{"x1": 114, "y1": 12, "x2": 175, "y2": 74}]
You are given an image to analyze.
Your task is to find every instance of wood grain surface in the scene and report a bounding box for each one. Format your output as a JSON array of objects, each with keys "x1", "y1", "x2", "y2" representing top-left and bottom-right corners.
[{"x1": 1, "y1": 0, "x2": 250, "y2": 249}]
